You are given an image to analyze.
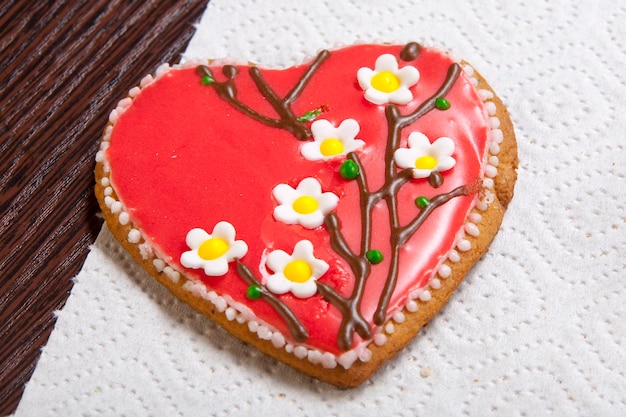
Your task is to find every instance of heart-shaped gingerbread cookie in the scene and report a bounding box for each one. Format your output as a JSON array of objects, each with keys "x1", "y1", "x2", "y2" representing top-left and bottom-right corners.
[{"x1": 95, "y1": 42, "x2": 517, "y2": 387}]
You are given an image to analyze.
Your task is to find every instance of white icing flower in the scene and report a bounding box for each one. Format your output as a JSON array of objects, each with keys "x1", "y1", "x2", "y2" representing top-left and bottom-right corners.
[
  {"x1": 273, "y1": 177, "x2": 339, "y2": 229},
  {"x1": 265, "y1": 240, "x2": 329, "y2": 298},
  {"x1": 180, "y1": 222, "x2": 248, "y2": 276},
  {"x1": 357, "y1": 54, "x2": 420, "y2": 105},
  {"x1": 393, "y1": 132, "x2": 456, "y2": 178},
  {"x1": 300, "y1": 119, "x2": 365, "y2": 161}
]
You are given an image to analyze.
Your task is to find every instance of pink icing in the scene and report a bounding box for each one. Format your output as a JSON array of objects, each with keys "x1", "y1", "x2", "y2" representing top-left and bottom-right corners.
[{"x1": 106, "y1": 44, "x2": 490, "y2": 355}]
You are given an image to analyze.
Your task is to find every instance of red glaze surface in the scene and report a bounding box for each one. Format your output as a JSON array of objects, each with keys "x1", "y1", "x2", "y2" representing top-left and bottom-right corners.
[{"x1": 106, "y1": 44, "x2": 490, "y2": 354}]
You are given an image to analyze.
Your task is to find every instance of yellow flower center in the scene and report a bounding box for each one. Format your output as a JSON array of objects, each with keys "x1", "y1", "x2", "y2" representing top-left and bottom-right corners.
[
  {"x1": 292, "y1": 196, "x2": 319, "y2": 215},
  {"x1": 415, "y1": 155, "x2": 438, "y2": 170},
  {"x1": 198, "y1": 237, "x2": 229, "y2": 260},
  {"x1": 370, "y1": 71, "x2": 401, "y2": 93},
  {"x1": 319, "y1": 138, "x2": 345, "y2": 156},
  {"x1": 283, "y1": 260, "x2": 313, "y2": 283}
]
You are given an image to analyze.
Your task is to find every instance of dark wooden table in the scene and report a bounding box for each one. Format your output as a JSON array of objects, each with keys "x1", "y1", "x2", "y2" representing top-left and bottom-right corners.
[{"x1": 0, "y1": 1, "x2": 208, "y2": 413}]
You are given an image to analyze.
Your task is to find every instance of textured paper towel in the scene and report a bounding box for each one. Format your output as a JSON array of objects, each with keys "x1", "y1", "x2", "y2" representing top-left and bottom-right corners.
[{"x1": 16, "y1": 0, "x2": 626, "y2": 415}]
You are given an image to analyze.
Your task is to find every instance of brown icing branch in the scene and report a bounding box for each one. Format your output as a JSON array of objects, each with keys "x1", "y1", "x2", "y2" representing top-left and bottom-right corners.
[
  {"x1": 203, "y1": 44, "x2": 476, "y2": 351},
  {"x1": 197, "y1": 49, "x2": 330, "y2": 140},
  {"x1": 236, "y1": 261, "x2": 309, "y2": 342},
  {"x1": 316, "y1": 281, "x2": 372, "y2": 351},
  {"x1": 322, "y1": 212, "x2": 373, "y2": 350},
  {"x1": 398, "y1": 62, "x2": 462, "y2": 128},
  {"x1": 397, "y1": 184, "x2": 473, "y2": 248},
  {"x1": 318, "y1": 62, "x2": 470, "y2": 340},
  {"x1": 372, "y1": 183, "x2": 473, "y2": 325},
  {"x1": 367, "y1": 62, "x2": 463, "y2": 325}
]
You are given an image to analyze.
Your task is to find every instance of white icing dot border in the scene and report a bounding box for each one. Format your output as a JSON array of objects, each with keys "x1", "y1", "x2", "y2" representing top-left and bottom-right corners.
[
  {"x1": 95, "y1": 44, "x2": 505, "y2": 371},
  {"x1": 392, "y1": 62, "x2": 503, "y2": 322}
]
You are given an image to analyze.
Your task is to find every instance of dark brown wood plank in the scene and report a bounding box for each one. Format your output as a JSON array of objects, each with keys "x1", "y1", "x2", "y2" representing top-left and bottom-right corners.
[{"x1": 0, "y1": 1, "x2": 209, "y2": 413}]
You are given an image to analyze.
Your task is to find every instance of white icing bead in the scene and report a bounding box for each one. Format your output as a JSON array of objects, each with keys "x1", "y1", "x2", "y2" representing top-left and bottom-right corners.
[
  {"x1": 307, "y1": 350, "x2": 322, "y2": 364},
  {"x1": 358, "y1": 349, "x2": 372, "y2": 362},
  {"x1": 465, "y1": 222, "x2": 480, "y2": 237},
  {"x1": 430, "y1": 278, "x2": 441, "y2": 290},
  {"x1": 483, "y1": 190, "x2": 495, "y2": 205},
  {"x1": 100, "y1": 177, "x2": 110, "y2": 187},
  {"x1": 140, "y1": 74, "x2": 154, "y2": 88},
  {"x1": 477, "y1": 89, "x2": 494, "y2": 100},
  {"x1": 103, "y1": 186, "x2": 112, "y2": 196},
  {"x1": 285, "y1": 344, "x2": 294, "y2": 353},
  {"x1": 468, "y1": 212, "x2": 482, "y2": 224},
  {"x1": 419, "y1": 291, "x2": 432, "y2": 302},
  {"x1": 207, "y1": 291, "x2": 218, "y2": 303},
  {"x1": 155, "y1": 63, "x2": 170, "y2": 78},
  {"x1": 482, "y1": 178, "x2": 494, "y2": 189},
  {"x1": 405, "y1": 300, "x2": 419, "y2": 312},
  {"x1": 225, "y1": 307, "x2": 237, "y2": 321},
  {"x1": 374, "y1": 333, "x2": 388, "y2": 346},
  {"x1": 492, "y1": 128, "x2": 504, "y2": 143},
  {"x1": 247, "y1": 321, "x2": 259, "y2": 333},
  {"x1": 128, "y1": 86, "x2": 141, "y2": 97},
  {"x1": 152, "y1": 259, "x2": 165, "y2": 272},
  {"x1": 163, "y1": 266, "x2": 179, "y2": 283},
  {"x1": 117, "y1": 97, "x2": 132, "y2": 110},
  {"x1": 127, "y1": 229, "x2": 141, "y2": 243},
  {"x1": 385, "y1": 322, "x2": 395, "y2": 334},
  {"x1": 448, "y1": 250, "x2": 461, "y2": 263},
  {"x1": 489, "y1": 117, "x2": 500, "y2": 128},
  {"x1": 457, "y1": 239, "x2": 472, "y2": 252},
  {"x1": 108, "y1": 109, "x2": 119, "y2": 123},
  {"x1": 110, "y1": 201, "x2": 122, "y2": 214},
  {"x1": 294, "y1": 346, "x2": 308, "y2": 359},
  {"x1": 95, "y1": 150, "x2": 105, "y2": 163},
  {"x1": 490, "y1": 141, "x2": 501, "y2": 155},
  {"x1": 257, "y1": 325, "x2": 272, "y2": 340},
  {"x1": 485, "y1": 164, "x2": 497, "y2": 178},
  {"x1": 138, "y1": 243, "x2": 153, "y2": 260},
  {"x1": 181, "y1": 281, "x2": 194, "y2": 292},
  {"x1": 476, "y1": 199, "x2": 489, "y2": 211},
  {"x1": 485, "y1": 102, "x2": 497, "y2": 116},
  {"x1": 213, "y1": 296, "x2": 227, "y2": 313},
  {"x1": 321, "y1": 352, "x2": 337, "y2": 369},
  {"x1": 438, "y1": 264, "x2": 452, "y2": 278},
  {"x1": 337, "y1": 351, "x2": 358, "y2": 369},
  {"x1": 118, "y1": 211, "x2": 130, "y2": 225},
  {"x1": 271, "y1": 332, "x2": 286, "y2": 348},
  {"x1": 392, "y1": 311, "x2": 406, "y2": 323},
  {"x1": 489, "y1": 155, "x2": 500, "y2": 166}
]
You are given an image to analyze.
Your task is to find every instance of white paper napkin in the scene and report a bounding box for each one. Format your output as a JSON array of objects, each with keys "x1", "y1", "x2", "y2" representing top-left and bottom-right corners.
[{"x1": 16, "y1": 1, "x2": 626, "y2": 415}]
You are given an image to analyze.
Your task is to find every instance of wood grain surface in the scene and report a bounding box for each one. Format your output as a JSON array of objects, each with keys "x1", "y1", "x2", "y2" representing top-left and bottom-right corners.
[{"x1": 0, "y1": 1, "x2": 208, "y2": 413}]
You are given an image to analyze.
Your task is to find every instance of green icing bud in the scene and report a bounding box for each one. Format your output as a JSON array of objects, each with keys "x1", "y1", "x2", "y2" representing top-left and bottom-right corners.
[
  {"x1": 416, "y1": 196, "x2": 431, "y2": 208},
  {"x1": 435, "y1": 97, "x2": 450, "y2": 110},
  {"x1": 201, "y1": 74, "x2": 215, "y2": 85},
  {"x1": 246, "y1": 284, "x2": 263, "y2": 300},
  {"x1": 366, "y1": 249, "x2": 384, "y2": 264},
  {"x1": 339, "y1": 160, "x2": 359, "y2": 180}
]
